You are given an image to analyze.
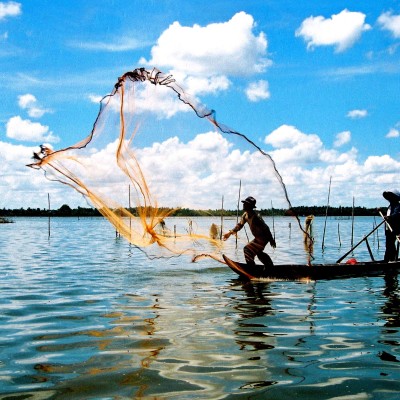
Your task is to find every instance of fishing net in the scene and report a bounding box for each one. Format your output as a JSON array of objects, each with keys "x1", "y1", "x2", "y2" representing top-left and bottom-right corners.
[{"x1": 28, "y1": 68, "x2": 299, "y2": 260}]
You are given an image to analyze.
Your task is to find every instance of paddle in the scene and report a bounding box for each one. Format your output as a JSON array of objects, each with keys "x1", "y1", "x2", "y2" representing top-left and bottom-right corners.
[{"x1": 336, "y1": 219, "x2": 385, "y2": 263}]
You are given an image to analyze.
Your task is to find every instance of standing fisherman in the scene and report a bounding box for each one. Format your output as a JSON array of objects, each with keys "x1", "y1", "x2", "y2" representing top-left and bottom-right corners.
[
  {"x1": 223, "y1": 196, "x2": 276, "y2": 268},
  {"x1": 382, "y1": 190, "x2": 400, "y2": 261}
]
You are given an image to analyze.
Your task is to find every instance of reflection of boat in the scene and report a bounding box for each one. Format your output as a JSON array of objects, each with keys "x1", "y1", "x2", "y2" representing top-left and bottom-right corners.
[{"x1": 223, "y1": 254, "x2": 400, "y2": 281}]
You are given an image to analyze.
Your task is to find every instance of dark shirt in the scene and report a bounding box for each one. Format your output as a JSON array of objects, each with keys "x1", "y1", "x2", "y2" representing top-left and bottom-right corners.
[
  {"x1": 232, "y1": 211, "x2": 274, "y2": 244},
  {"x1": 387, "y1": 202, "x2": 400, "y2": 234}
]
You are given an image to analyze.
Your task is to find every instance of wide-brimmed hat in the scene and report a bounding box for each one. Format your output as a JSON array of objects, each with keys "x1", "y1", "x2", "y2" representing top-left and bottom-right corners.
[
  {"x1": 383, "y1": 190, "x2": 400, "y2": 201},
  {"x1": 241, "y1": 196, "x2": 256, "y2": 208}
]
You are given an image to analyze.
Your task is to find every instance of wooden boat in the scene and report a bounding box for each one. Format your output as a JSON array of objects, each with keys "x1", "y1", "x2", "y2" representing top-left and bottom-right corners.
[{"x1": 223, "y1": 254, "x2": 400, "y2": 281}]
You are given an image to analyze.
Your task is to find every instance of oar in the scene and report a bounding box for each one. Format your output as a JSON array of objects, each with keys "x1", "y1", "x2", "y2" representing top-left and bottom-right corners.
[{"x1": 336, "y1": 219, "x2": 385, "y2": 263}]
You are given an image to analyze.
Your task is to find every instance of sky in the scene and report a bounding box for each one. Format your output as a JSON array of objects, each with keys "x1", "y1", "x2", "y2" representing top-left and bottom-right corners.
[{"x1": 1, "y1": 0, "x2": 400, "y2": 210}]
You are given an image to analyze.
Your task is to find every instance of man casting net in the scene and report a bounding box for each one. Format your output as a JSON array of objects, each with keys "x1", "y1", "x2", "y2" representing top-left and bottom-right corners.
[{"x1": 28, "y1": 68, "x2": 298, "y2": 260}]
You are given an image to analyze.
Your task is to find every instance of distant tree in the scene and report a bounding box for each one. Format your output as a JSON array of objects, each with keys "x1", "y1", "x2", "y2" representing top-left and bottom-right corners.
[{"x1": 58, "y1": 204, "x2": 72, "y2": 216}]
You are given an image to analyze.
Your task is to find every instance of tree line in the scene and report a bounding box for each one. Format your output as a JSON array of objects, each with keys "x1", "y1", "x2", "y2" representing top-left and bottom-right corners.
[{"x1": 1, "y1": 204, "x2": 386, "y2": 218}]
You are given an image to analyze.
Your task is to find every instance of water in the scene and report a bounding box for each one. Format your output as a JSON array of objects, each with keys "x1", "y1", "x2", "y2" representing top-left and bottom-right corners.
[{"x1": 0, "y1": 216, "x2": 399, "y2": 399}]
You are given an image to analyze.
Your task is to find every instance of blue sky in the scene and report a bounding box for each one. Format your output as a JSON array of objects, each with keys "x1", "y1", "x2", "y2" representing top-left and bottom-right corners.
[{"x1": 1, "y1": 1, "x2": 400, "y2": 210}]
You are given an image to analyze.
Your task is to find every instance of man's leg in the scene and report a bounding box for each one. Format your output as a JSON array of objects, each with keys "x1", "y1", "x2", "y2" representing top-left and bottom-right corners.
[
  {"x1": 244, "y1": 241, "x2": 259, "y2": 266},
  {"x1": 257, "y1": 251, "x2": 273, "y2": 267},
  {"x1": 385, "y1": 232, "x2": 397, "y2": 261}
]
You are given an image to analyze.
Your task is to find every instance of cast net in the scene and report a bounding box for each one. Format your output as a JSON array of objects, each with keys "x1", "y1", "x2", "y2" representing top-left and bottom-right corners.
[{"x1": 28, "y1": 68, "x2": 301, "y2": 260}]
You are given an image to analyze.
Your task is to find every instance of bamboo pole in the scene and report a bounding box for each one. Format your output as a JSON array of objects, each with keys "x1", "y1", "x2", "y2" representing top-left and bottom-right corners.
[
  {"x1": 321, "y1": 176, "x2": 332, "y2": 250},
  {"x1": 236, "y1": 180, "x2": 241, "y2": 249},
  {"x1": 220, "y1": 195, "x2": 224, "y2": 240},
  {"x1": 48, "y1": 193, "x2": 51, "y2": 238},
  {"x1": 351, "y1": 196, "x2": 355, "y2": 247},
  {"x1": 336, "y1": 219, "x2": 385, "y2": 263},
  {"x1": 365, "y1": 237, "x2": 375, "y2": 261},
  {"x1": 271, "y1": 200, "x2": 276, "y2": 240}
]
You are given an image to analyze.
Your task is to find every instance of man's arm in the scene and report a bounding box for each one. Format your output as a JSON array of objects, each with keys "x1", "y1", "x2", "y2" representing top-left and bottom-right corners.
[{"x1": 223, "y1": 214, "x2": 246, "y2": 241}]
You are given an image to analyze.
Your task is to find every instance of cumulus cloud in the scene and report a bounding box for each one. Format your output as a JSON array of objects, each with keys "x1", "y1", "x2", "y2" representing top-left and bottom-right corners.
[
  {"x1": 141, "y1": 12, "x2": 270, "y2": 76},
  {"x1": 3, "y1": 124, "x2": 400, "y2": 209},
  {"x1": 334, "y1": 131, "x2": 351, "y2": 147},
  {"x1": 6, "y1": 116, "x2": 59, "y2": 143},
  {"x1": 378, "y1": 11, "x2": 400, "y2": 38},
  {"x1": 296, "y1": 9, "x2": 371, "y2": 52},
  {"x1": 347, "y1": 109, "x2": 368, "y2": 119},
  {"x1": 264, "y1": 125, "x2": 324, "y2": 164},
  {"x1": 18, "y1": 94, "x2": 50, "y2": 118},
  {"x1": 245, "y1": 80, "x2": 270, "y2": 102},
  {"x1": 0, "y1": 1, "x2": 21, "y2": 20}
]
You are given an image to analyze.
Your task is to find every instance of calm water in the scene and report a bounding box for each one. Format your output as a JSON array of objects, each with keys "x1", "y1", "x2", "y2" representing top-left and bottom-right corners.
[{"x1": 0, "y1": 216, "x2": 399, "y2": 399}]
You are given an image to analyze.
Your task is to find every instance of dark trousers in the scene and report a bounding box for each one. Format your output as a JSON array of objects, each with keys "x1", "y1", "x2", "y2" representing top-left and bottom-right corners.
[
  {"x1": 244, "y1": 238, "x2": 273, "y2": 267},
  {"x1": 385, "y1": 231, "x2": 399, "y2": 261}
]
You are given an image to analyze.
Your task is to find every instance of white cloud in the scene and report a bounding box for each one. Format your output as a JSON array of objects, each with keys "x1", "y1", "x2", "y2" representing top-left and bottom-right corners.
[
  {"x1": 4, "y1": 125, "x2": 400, "y2": 209},
  {"x1": 334, "y1": 130, "x2": 351, "y2": 147},
  {"x1": 364, "y1": 154, "x2": 400, "y2": 173},
  {"x1": 386, "y1": 127, "x2": 399, "y2": 138},
  {"x1": 264, "y1": 125, "x2": 323, "y2": 163},
  {"x1": 18, "y1": 94, "x2": 49, "y2": 118},
  {"x1": 141, "y1": 12, "x2": 270, "y2": 77},
  {"x1": 0, "y1": 140, "x2": 86, "y2": 209},
  {"x1": 136, "y1": 13, "x2": 272, "y2": 116},
  {"x1": 68, "y1": 36, "x2": 148, "y2": 52},
  {"x1": 245, "y1": 80, "x2": 270, "y2": 102},
  {"x1": 347, "y1": 109, "x2": 368, "y2": 119},
  {"x1": 378, "y1": 11, "x2": 400, "y2": 38},
  {"x1": 6, "y1": 116, "x2": 59, "y2": 143},
  {"x1": 88, "y1": 94, "x2": 103, "y2": 104},
  {"x1": 296, "y1": 9, "x2": 371, "y2": 52},
  {"x1": 183, "y1": 75, "x2": 231, "y2": 95},
  {"x1": 0, "y1": 1, "x2": 21, "y2": 20}
]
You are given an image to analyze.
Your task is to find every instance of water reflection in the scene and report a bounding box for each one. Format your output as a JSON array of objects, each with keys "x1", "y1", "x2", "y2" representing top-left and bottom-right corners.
[
  {"x1": 233, "y1": 282, "x2": 275, "y2": 352},
  {"x1": 1, "y1": 217, "x2": 400, "y2": 399},
  {"x1": 382, "y1": 273, "x2": 400, "y2": 328}
]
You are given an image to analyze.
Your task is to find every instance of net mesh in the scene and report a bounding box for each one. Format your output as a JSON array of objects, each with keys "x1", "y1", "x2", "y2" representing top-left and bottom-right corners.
[{"x1": 28, "y1": 68, "x2": 303, "y2": 260}]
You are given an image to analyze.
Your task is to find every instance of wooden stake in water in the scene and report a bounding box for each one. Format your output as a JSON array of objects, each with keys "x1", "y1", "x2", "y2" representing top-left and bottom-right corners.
[
  {"x1": 351, "y1": 196, "x2": 355, "y2": 247},
  {"x1": 235, "y1": 180, "x2": 241, "y2": 248},
  {"x1": 220, "y1": 195, "x2": 224, "y2": 240},
  {"x1": 271, "y1": 200, "x2": 276, "y2": 240},
  {"x1": 321, "y1": 176, "x2": 332, "y2": 250},
  {"x1": 48, "y1": 193, "x2": 51, "y2": 238}
]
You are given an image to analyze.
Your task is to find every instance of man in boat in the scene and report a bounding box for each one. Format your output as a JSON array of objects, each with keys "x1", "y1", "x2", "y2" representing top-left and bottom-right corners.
[
  {"x1": 223, "y1": 196, "x2": 276, "y2": 268},
  {"x1": 383, "y1": 189, "x2": 400, "y2": 261}
]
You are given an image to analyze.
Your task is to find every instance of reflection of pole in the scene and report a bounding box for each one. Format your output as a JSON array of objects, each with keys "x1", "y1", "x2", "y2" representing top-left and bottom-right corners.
[
  {"x1": 48, "y1": 193, "x2": 51, "y2": 238},
  {"x1": 129, "y1": 184, "x2": 132, "y2": 236},
  {"x1": 321, "y1": 176, "x2": 332, "y2": 250},
  {"x1": 236, "y1": 180, "x2": 241, "y2": 248}
]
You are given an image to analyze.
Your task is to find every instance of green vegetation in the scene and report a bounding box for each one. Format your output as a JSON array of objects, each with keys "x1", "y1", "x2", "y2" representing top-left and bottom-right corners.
[{"x1": 0, "y1": 204, "x2": 386, "y2": 218}]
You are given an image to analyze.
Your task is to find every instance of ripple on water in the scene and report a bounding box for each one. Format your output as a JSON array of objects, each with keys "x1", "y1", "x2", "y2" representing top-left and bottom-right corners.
[{"x1": 1, "y1": 217, "x2": 400, "y2": 399}]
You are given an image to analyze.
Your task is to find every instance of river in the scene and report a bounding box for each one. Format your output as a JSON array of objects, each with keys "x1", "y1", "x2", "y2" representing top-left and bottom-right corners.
[{"x1": 0, "y1": 216, "x2": 399, "y2": 399}]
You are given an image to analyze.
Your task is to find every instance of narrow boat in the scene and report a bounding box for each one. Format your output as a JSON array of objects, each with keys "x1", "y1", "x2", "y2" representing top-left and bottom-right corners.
[{"x1": 223, "y1": 254, "x2": 400, "y2": 281}]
